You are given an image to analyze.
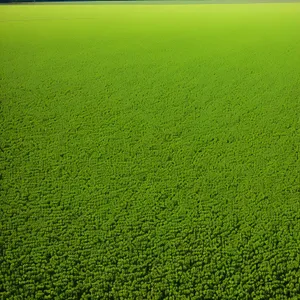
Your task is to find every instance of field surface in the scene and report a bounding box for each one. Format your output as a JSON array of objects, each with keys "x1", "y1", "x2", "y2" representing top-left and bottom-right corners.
[{"x1": 1, "y1": 4, "x2": 300, "y2": 299}]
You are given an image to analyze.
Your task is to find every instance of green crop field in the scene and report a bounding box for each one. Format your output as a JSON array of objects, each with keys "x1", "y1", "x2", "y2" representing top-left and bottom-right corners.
[{"x1": 1, "y1": 3, "x2": 300, "y2": 299}]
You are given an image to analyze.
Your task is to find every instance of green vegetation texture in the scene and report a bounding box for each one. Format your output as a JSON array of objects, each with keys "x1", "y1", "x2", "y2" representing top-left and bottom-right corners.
[{"x1": 1, "y1": 4, "x2": 300, "y2": 299}]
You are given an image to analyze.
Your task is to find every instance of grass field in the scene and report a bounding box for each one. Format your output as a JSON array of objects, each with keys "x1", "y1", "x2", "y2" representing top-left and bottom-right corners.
[{"x1": 1, "y1": 3, "x2": 300, "y2": 299}]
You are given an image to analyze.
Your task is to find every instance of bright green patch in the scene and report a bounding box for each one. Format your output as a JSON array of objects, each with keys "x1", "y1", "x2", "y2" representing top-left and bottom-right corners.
[{"x1": 1, "y1": 4, "x2": 300, "y2": 299}]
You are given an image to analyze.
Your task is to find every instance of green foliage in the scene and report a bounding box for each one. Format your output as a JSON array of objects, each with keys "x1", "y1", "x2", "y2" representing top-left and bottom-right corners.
[{"x1": 1, "y1": 3, "x2": 300, "y2": 299}]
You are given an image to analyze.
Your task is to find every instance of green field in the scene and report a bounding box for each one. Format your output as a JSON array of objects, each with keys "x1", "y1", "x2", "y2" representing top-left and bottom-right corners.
[{"x1": 1, "y1": 3, "x2": 300, "y2": 299}]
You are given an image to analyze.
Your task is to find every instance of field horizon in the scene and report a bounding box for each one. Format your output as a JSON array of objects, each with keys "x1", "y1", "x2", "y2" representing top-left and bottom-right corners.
[{"x1": 2, "y1": 0, "x2": 300, "y2": 5}]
